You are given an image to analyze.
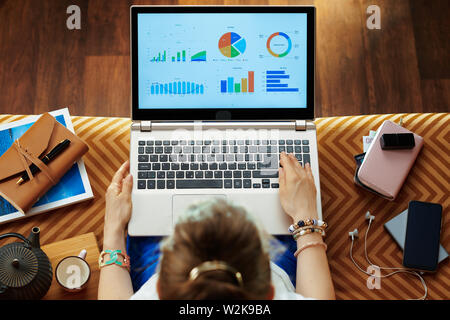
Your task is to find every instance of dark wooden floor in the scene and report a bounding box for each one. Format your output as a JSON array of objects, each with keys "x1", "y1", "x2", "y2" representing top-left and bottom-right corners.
[{"x1": 0, "y1": 0, "x2": 448, "y2": 118}]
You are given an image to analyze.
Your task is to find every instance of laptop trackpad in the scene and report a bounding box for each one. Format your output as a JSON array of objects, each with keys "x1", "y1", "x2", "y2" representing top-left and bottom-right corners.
[{"x1": 172, "y1": 194, "x2": 227, "y2": 224}]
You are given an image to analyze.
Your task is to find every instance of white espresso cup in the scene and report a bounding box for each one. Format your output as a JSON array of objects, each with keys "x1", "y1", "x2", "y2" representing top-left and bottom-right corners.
[{"x1": 55, "y1": 250, "x2": 91, "y2": 292}]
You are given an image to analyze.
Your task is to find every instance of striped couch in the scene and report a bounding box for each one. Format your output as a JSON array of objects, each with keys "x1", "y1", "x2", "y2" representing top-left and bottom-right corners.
[{"x1": 0, "y1": 112, "x2": 448, "y2": 299}]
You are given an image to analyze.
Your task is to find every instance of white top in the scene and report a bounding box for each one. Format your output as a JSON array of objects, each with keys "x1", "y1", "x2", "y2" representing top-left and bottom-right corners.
[{"x1": 130, "y1": 262, "x2": 313, "y2": 300}]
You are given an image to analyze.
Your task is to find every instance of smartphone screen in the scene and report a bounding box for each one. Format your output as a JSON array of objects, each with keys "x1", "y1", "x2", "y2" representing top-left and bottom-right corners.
[{"x1": 403, "y1": 201, "x2": 442, "y2": 271}]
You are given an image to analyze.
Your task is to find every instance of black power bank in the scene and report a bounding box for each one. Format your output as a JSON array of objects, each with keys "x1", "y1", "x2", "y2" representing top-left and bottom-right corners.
[
  {"x1": 403, "y1": 201, "x2": 443, "y2": 272},
  {"x1": 380, "y1": 133, "x2": 415, "y2": 149}
]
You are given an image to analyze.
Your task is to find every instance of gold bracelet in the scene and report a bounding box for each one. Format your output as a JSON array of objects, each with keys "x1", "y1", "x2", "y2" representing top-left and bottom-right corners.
[
  {"x1": 293, "y1": 227, "x2": 326, "y2": 240},
  {"x1": 293, "y1": 225, "x2": 326, "y2": 234}
]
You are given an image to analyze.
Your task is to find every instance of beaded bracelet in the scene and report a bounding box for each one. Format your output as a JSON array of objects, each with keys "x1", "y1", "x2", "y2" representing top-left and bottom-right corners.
[
  {"x1": 99, "y1": 249, "x2": 131, "y2": 271},
  {"x1": 289, "y1": 219, "x2": 328, "y2": 233},
  {"x1": 294, "y1": 241, "x2": 327, "y2": 257},
  {"x1": 293, "y1": 227, "x2": 326, "y2": 240}
]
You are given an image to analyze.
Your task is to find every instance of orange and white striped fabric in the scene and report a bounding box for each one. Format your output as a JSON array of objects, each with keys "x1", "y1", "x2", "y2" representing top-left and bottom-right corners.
[{"x1": 0, "y1": 112, "x2": 448, "y2": 299}]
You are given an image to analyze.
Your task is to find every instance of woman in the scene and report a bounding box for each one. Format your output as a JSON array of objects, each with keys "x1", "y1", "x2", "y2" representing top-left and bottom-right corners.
[{"x1": 98, "y1": 152, "x2": 335, "y2": 300}]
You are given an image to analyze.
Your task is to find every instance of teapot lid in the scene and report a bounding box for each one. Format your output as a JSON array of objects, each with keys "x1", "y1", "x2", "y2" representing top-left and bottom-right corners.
[{"x1": 0, "y1": 244, "x2": 38, "y2": 288}]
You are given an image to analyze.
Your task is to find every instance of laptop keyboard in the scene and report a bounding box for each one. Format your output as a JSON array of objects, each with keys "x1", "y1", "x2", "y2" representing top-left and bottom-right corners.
[{"x1": 136, "y1": 139, "x2": 310, "y2": 190}]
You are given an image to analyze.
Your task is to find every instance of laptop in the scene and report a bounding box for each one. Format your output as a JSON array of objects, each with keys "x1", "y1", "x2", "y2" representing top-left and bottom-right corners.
[{"x1": 128, "y1": 5, "x2": 321, "y2": 236}]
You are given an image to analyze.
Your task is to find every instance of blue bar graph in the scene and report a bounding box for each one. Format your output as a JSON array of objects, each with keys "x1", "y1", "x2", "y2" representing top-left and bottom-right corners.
[
  {"x1": 227, "y1": 77, "x2": 234, "y2": 93},
  {"x1": 266, "y1": 84, "x2": 288, "y2": 87},
  {"x1": 150, "y1": 81, "x2": 205, "y2": 95},
  {"x1": 220, "y1": 80, "x2": 227, "y2": 93},
  {"x1": 265, "y1": 70, "x2": 299, "y2": 92},
  {"x1": 267, "y1": 75, "x2": 289, "y2": 79},
  {"x1": 267, "y1": 88, "x2": 299, "y2": 92}
]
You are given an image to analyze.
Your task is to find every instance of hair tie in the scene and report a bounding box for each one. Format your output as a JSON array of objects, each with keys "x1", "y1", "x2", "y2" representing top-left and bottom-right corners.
[{"x1": 189, "y1": 260, "x2": 244, "y2": 288}]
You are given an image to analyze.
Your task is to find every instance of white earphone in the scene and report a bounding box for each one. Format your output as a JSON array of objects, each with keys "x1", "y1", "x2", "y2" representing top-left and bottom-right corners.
[
  {"x1": 349, "y1": 211, "x2": 427, "y2": 300},
  {"x1": 348, "y1": 228, "x2": 359, "y2": 240},
  {"x1": 365, "y1": 211, "x2": 375, "y2": 222}
]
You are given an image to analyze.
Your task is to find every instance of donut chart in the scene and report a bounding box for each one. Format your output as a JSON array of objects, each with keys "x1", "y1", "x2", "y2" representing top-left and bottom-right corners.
[
  {"x1": 266, "y1": 32, "x2": 292, "y2": 58},
  {"x1": 218, "y1": 32, "x2": 246, "y2": 58}
]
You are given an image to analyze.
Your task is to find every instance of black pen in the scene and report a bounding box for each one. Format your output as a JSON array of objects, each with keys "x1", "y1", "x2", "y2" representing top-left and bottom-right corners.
[{"x1": 16, "y1": 139, "x2": 71, "y2": 185}]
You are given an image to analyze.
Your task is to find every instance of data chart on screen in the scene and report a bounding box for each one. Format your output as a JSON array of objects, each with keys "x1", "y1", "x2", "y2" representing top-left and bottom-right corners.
[{"x1": 137, "y1": 13, "x2": 308, "y2": 109}]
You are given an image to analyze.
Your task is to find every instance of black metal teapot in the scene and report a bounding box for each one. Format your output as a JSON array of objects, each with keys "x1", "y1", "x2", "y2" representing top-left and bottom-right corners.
[{"x1": 0, "y1": 227, "x2": 53, "y2": 299}]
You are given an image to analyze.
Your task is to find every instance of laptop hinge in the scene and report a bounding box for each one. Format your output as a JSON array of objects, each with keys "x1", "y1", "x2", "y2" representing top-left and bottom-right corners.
[
  {"x1": 295, "y1": 120, "x2": 307, "y2": 131},
  {"x1": 140, "y1": 121, "x2": 151, "y2": 132},
  {"x1": 132, "y1": 120, "x2": 309, "y2": 131}
]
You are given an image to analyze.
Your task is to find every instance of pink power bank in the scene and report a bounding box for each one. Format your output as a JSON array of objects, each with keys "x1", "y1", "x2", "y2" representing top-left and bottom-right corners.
[{"x1": 358, "y1": 120, "x2": 423, "y2": 200}]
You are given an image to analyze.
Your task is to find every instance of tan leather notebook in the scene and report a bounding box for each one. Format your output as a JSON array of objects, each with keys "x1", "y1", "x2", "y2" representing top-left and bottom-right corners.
[
  {"x1": 0, "y1": 113, "x2": 89, "y2": 213},
  {"x1": 356, "y1": 120, "x2": 423, "y2": 200}
]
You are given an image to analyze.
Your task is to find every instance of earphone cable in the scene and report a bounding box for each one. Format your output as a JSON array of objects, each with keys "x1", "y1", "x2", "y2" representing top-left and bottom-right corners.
[
  {"x1": 349, "y1": 218, "x2": 427, "y2": 300},
  {"x1": 364, "y1": 219, "x2": 406, "y2": 271}
]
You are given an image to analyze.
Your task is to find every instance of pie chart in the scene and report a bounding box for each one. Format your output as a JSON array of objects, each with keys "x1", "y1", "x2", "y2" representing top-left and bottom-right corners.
[{"x1": 218, "y1": 32, "x2": 246, "y2": 58}]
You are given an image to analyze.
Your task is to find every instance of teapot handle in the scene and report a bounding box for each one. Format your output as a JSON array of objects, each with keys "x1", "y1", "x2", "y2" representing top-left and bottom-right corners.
[{"x1": 0, "y1": 233, "x2": 31, "y2": 247}]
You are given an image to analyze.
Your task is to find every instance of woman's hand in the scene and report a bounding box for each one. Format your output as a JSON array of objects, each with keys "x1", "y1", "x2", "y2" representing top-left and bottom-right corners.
[
  {"x1": 99, "y1": 162, "x2": 134, "y2": 300},
  {"x1": 104, "y1": 160, "x2": 133, "y2": 245},
  {"x1": 278, "y1": 152, "x2": 318, "y2": 223}
]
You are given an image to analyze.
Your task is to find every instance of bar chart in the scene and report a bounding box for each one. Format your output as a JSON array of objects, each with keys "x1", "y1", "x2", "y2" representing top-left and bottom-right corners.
[
  {"x1": 171, "y1": 50, "x2": 186, "y2": 62},
  {"x1": 150, "y1": 81, "x2": 204, "y2": 95},
  {"x1": 220, "y1": 71, "x2": 254, "y2": 93},
  {"x1": 265, "y1": 70, "x2": 299, "y2": 92},
  {"x1": 151, "y1": 49, "x2": 206, "y2": 62},
  {"x1": 151, "y1": 50, "x2": 167, "y2": 62}
]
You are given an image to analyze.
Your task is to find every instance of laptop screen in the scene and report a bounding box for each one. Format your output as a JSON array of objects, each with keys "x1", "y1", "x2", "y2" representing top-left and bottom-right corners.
[{"x1": 136, "y1": 12, "x2": 308, "y2": 110}]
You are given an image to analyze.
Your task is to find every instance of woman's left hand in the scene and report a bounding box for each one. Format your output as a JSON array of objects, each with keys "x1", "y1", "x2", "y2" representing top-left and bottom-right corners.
[{"x1": 104, "y1": 160, "x2": 133, "y2": 241}]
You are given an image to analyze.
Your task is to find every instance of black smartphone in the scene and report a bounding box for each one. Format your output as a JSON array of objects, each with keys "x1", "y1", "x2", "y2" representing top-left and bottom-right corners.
[{"x1": 403, "y1": 201, "x2": 443, "y2": 272}]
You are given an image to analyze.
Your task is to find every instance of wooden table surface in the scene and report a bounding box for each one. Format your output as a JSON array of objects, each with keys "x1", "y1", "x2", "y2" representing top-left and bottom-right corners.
[{"x1": 42, "y1": 233, "x2": 100, "y2": 300}]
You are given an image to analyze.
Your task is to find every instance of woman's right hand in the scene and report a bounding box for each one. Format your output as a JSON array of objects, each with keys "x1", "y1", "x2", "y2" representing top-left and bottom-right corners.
[{"x1": 278, "y1": 152, "x2": 318, "y2": 223}]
